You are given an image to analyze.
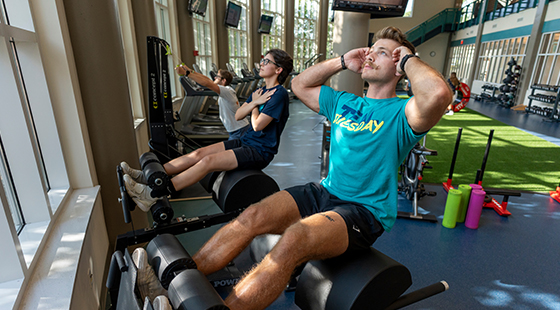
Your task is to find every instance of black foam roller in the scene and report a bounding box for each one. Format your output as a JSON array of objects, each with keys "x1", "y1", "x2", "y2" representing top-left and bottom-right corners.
[
  {"x1": 140, "y1": 152, "x2": 161, "y2": 170},
  {"x1": 168, "y1": 269, "x2": 229, "y2": 310},
  {"x1": 295, "y1": 247, "x2": 412, "y2": 310},
  {"x1": 214, "y1": 169, "x2": 280, "y2": 213},
  {"x1": 199, "y1": 171, "x2": 221, "y2": 193},
  {"x1": 146, "y1": 234, "x2": 197, "y2": 289},
  {"x1": 144, "y1": 161, "x2": 169, "y2": 192},
  {"x1": 150, "y1": 197, "x2": 174, "y2": 225}
]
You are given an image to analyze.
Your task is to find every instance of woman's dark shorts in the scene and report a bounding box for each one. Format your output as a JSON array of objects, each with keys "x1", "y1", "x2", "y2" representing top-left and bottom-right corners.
[
  {"x1": 223, "y1": 139, "x2": 272, "y2": 170},
  {"x1": 285, "y1": 182, "x2": 384, "y2": 252}
]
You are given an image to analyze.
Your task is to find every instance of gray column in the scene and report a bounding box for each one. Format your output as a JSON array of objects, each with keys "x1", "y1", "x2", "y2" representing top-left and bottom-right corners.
[
  {"x1": 515, "y1": 0, "x2": 549, "y2": 105},
  {"x1": 331, "y1": 11, "x2": 369, "y2": 97},
  {"x1": 62, "y1": 0, "x2": 148, "y2": 245},
  {"x1": 214, "y1": 0, "x2": 230, "y2": 68},
  {"x1": 251, "y1": 0, "x2": 262, "y2": 66},
  {"x1": 284, "y1": 0, "x2": 295, "y2": 58},
  {"x1": 317, "y1": 0, "x2": 329, "y2": 63}
]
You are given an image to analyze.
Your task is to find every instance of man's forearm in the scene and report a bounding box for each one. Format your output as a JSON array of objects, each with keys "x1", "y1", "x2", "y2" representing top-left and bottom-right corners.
[
  {"x1": 405, "y1": 58, "x2": 450, "y2": 107},
  {"x1": 292, "y1": 57, "x2": 345, "y2": 112},
  {"x1": 189, "y1": 72, "x2": 213, "y2": 88},
  {"x1": 294, "y1": 57, "x2": 343, "y2": 89}
]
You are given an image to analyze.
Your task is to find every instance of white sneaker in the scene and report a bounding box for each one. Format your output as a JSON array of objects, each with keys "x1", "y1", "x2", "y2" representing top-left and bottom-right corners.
[
  {"x1": 124, "y1": 174, "x2": 158, "y2": 212},
  {"x1": 132, "y1": 247, "x2": 168, "y2": 303},
  {"x1": 152, "y1": 295, "x2": 172, "y2": 310},
  {"x1": 121, "y1": 161, "x2": 147, "y2": 184}
]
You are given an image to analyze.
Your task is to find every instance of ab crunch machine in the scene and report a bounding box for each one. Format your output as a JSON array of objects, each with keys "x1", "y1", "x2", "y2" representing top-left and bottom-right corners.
[{"x1": 109, "y1": 152, "x2": 449, "y2": 309}]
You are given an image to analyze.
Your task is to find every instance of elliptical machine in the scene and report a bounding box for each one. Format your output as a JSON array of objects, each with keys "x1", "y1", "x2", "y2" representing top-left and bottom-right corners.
[{"x1": 397, "y1": 136, "x2": 438, "y2": 222}]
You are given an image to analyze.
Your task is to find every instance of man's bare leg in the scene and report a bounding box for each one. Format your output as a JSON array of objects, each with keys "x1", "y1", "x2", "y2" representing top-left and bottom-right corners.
[
  {"x1": 225, "y1": 211, "x2": 349, "y2": 310},
  {"x1": 163, "y1": 141, "x2": 227, "y2": 175},
  {"x1": 193, "y1": 191, "x2": 302, "y2": 276}
]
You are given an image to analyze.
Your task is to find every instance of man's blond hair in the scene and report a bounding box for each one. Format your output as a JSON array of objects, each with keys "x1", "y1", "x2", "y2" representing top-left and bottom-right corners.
[{"x1": 374, "y1": 26, "x2": 416, "y2": 56}]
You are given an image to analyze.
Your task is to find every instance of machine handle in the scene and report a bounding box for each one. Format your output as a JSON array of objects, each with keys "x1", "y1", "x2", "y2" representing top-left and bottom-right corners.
[
  {"x1": 117, "y1": 165, "x2": 133, "y2": 224},
  {"x1": 385, "y1": 280, "x2": 449, "y2": 310}
]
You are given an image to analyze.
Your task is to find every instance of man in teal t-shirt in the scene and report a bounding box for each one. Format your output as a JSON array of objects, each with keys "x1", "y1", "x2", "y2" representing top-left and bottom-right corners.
[
  {"x1": 318, "y1": 86, "x2": 424, "y2": 231},
  {"x1": 172, "y1": 27, "x2": 452, "y2": 310}
]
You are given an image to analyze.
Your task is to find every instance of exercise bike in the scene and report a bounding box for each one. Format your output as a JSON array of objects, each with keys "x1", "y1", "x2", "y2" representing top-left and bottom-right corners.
[{"x1": 397, "y1": 136, "x2": 438, "y2": 222}]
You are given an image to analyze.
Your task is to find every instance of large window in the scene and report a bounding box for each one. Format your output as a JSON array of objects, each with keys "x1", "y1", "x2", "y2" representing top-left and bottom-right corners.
[
  {"x1": 155, "y1": 0, "x2": 181, "y2": 97},
  {"x1": 448, "y1": 43, "x2": 476, "y2": 81},
  {"x1": 294, "y1": 0, "x2": 319, "y2": 72},
  {"x1": 192, "y1": 6, "x2": 214, "y2": 76},
  {"x1": 476, "y1": 36, "x2": 528, "y2": 84},
  {"x1": 0, "y1": 0, "x2": 69, "y2": 282},
  {"x1": 403, "y1": 0, "x2": 414, "y2": 17},
  {"x1": 261, "y1": 0, "x2": 284, "y2": 54},
  {"x1": 228, "y1": 0, "x2": 250, "y2": 75},
  {"x1": 531, "y1": 32, "x2": 560, "y2": 86},
  {"x1": 0, "y1": 136, "x2": 23, "y2": 233}
]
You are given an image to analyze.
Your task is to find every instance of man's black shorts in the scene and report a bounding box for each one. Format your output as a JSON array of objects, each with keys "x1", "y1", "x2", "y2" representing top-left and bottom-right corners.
[
  {"x1": 223, "y1": 139, "x2": 272, "y2": 170},
  {"x1": 285, "y1": 182, "x2": 384, "y2": 252}
]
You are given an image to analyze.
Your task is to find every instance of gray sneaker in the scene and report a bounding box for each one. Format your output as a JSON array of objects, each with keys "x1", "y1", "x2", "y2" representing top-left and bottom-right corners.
[
  {"x1": 124, "y1": 174, "x2": 158, "y2": 212},
  {"x1": 152, "y1": 295, "x2": 172, "y2": 310},
  {"x1": 132, "y1": 247, "x2": 168, "y2": 303},
  {"x1": 121, "y1": 161, "x2": 148, "y2": 184}
]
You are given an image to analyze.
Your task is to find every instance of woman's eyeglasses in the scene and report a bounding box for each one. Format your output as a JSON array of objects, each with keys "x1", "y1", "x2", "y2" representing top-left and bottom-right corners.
[{"x1": 260, "y1": 58, "x2": 280, "y2": 67}]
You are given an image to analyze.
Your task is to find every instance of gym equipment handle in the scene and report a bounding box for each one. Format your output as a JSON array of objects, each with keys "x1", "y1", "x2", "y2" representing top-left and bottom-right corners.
[
  {"x1": 117, "y1": 165, "x2": 132, "y2": 224},
  {"x1": 106, "y1": 250, "x2": 127, "y2": 289},
  {"x1": 385, "y1": 280, "x2": 449, "y2": 310}
]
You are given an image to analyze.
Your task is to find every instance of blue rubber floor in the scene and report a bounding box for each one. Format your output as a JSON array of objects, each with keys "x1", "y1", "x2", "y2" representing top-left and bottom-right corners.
[{"x1": 175, "y1": 99, "x2": 560, "y2": 309}]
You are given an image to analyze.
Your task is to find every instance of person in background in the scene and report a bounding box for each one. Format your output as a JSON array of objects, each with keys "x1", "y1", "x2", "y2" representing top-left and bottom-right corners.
[{"x1": 175, "y1": 65, "x2": 250, "y2": 140}]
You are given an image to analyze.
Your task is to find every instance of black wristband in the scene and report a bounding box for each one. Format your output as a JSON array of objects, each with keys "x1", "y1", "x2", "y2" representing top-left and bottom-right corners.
[
  {"x1": 185, "y1": 69, "x2": 191, "y2": 76},
  {"x1": 400, "y1": 54, "x2": 419, "y2": 73},
  {"x1": 340, "y1": 54, "x2": 347, "y2": 70}
]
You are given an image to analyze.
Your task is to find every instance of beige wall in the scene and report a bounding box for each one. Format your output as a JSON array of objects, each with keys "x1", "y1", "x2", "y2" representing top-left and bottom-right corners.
[
  {"x1": 416, "y1": 32, "x2": 451, "y2": 73},
  {"x1": 61, "y1": 0, "x2": 149, "y2": 246},
  {"x1": 482, "y1": 7, "x2": 536, "y2": 36}
]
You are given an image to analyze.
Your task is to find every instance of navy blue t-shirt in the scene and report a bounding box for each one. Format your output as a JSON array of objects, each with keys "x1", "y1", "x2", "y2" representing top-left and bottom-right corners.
[{"x1": 241, "y1": 84, "x2": 290, "y2": 161}]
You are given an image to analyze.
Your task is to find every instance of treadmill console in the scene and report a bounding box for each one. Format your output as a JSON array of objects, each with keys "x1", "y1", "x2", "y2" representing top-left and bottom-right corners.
[{"x1": 180, "y1": 76, "x2": 217, "y2": 96}]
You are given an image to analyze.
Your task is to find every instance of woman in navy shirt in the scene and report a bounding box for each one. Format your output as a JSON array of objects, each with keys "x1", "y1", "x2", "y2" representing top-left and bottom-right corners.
[{"x1": 122, "y1": 49, "x2": 293, "y2": 212}]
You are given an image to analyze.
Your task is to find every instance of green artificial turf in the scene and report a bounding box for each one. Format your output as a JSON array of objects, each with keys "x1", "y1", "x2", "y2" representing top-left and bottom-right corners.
[{"x1": 420, "y1": 108, "x2": 560, "y2": 193}]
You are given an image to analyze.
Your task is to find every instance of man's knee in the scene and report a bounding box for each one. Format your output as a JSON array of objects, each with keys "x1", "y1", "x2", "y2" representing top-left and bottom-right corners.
[
  {"x1": 267, "y1": 223, "x2": 310, "y2": 264},
  {"x1": 233, "y1": 191, "x2": 297, "y2": 235},
  {"x1": 233, "y1": 203, "x2": 270, "y2": 234}
]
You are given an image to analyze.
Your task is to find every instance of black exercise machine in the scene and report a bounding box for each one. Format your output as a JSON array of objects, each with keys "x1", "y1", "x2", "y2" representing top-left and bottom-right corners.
[
  {"x1": 110, "y1": 151, "x2": 448, "y2": 309},
  {"x1": 176, "y1": 76, "x2": 230, "y2": 141},
  {"x1": 110, "y1": 150, "x2": 281, "y2": 309},
  {"x1": 114, "y1": 151, "x2": 280, "y2": 252},
  {"x1": 251, "y1": 234, "x2": 448, "y2": 310},
  {"x1": 147, "y1": 36, "x2": 203, "y2": 162},
  {"x1": 108, "y1": 232, "x2": 449, "y2": 310},
  {"x1": 397, "y1": 136, "x2": 438, "y2": 222}
]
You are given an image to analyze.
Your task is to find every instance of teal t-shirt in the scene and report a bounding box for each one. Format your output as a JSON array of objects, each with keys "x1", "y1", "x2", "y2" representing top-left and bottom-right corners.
[{"x1": 319, "y1": 85, "x2": 425, "y2": 231}]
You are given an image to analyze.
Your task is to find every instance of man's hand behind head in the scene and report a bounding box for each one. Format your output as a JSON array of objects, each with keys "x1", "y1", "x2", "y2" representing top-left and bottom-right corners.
[
  {"x1": 392, "y1": 46, "x2": 413, "y2": 77},
  {"x1": 343, "y1": 47, "x2": 371, "y2": 74}
]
